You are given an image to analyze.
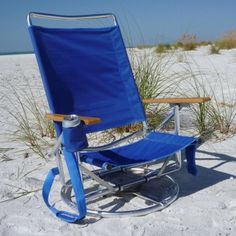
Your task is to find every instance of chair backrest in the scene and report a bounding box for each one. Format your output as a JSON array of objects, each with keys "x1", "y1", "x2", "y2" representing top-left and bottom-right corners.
[{"x1": 28, "y1": 12, "x2": 146, "y2": 135}]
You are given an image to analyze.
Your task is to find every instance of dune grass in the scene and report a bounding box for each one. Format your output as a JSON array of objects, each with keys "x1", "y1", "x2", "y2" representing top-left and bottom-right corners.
[
  {"x1": 209, "y1": 44, "x2": 220, "y2": 54},
  {"x1": 177, "y1": 58, "x2": 236, "y2": 138},
  {"x1": 208, "y1": 82, "x2": 236, "y2": 134},
  {"x1": 155, "y1": 33, "x2": 212, "y2": 54},
  {"x1": 155, "y1": 44, "x2": 172, "y2": 54},
  {"x1": 129, "y1": 49, "x2": 186, "y2": 129},
  {"x1": 136, "y1": 44, "x2": 155, "y2": 49},
  {"x1": 0, "y1": 74, "x2": 54, "y2": 159},
  {"x1": 216, "y1": 31, "x2": 236, "y2": 50},
  {"x1": 176, "y1": 34, "x2": 198, "y2": 51}
]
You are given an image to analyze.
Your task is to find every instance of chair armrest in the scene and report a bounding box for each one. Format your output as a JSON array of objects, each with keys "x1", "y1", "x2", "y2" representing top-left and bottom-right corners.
[
  {"x1": 143, "y1": 97, "x2": 211, "y2": 104},
  {"x1": 45, "y1": 113, "x2": 101, "y2": 125}
]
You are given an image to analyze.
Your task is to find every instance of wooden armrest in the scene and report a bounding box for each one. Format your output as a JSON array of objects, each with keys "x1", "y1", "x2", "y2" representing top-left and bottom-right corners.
[
  {"x1": 143, "y1": 97, "x2": 211, "y2": 104},
  {"x1": 45, "y1": 113, "x2": 101, "y2": 125}
]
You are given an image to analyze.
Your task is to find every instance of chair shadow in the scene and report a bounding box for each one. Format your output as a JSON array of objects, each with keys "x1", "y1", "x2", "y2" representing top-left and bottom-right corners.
[
  {"x1": 75, "y1": 149, "x2": 236, "y2": 224},
  {"x1": 173, "y1": 149, "x2": 236, "y2": 197}
]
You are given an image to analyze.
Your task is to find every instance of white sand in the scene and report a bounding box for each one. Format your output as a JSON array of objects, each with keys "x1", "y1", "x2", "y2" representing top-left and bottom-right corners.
[{"x1": 0, "y1": 48, "x2": 236, "y2": 236}]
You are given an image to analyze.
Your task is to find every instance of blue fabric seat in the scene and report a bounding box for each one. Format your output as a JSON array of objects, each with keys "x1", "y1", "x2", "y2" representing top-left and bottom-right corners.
[{"x1": 82, "y1": 132, "x2": 196, "y2": 174}]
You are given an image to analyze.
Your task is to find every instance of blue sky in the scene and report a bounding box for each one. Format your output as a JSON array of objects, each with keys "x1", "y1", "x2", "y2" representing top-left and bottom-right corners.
[{"x1": 1, "y1": 0, "x2": 236, "y2": 53}]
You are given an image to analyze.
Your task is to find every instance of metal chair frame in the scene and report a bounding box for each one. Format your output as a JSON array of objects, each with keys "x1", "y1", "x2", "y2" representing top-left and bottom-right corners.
[{"x1": 53, "y1": 104, "x2": 185, "y2": 217}]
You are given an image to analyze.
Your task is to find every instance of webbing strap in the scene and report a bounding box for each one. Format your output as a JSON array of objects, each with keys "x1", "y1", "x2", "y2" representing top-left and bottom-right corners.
[
  {"x1": 42, "y1": 150, "x2": 87, "y2": 222},
  {"x1": 185, "y1": 141, "x2": 198, "y2": 176}
]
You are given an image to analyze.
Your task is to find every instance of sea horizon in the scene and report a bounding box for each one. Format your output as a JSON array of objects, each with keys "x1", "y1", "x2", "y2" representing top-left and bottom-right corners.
[{"x1": 0, "y1": 51, "x2": 34, "y2": 56}]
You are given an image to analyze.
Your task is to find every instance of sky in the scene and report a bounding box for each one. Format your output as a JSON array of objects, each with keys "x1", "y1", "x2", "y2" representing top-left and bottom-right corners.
[{"x1": 1, "y1": 0, "x2": 236, "y2": 53}]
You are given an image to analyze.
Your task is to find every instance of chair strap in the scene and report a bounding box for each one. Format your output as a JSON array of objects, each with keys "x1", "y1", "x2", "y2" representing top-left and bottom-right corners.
[
  {"x1": 42, "y1": 150, "x2": 87, "y2": 222},
  {"x1": 185, "y1": 141, "x2": 198, "y2": 176}
]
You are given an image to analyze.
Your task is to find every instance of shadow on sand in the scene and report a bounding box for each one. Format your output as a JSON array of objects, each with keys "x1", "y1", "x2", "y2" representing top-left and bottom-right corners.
[
  {"x1": 174, "y1": 149, "x2": 236, "y2": 197},
  {"x1": 74, "y1": 149, "x2": 236, "y2": 224}
]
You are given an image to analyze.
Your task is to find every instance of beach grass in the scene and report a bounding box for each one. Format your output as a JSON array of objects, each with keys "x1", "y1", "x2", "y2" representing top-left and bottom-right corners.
[
  {"x1": 177, "y1": 58, "x2": 236, "y2": 138},
  {"x1": 216, "y1": 31, "x2": 236, "y2": 50},
  {"x1": 209, "y1": 44, "x2": 220, "y2": 54},
  {"x1": 0, "y1": 74, "x2": 54, "y2": 159}
]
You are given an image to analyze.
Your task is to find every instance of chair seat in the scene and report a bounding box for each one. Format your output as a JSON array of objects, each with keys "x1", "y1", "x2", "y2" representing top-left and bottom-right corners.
[{"x1": 81, "y1": 132, "x2": 196, "y2": 167}]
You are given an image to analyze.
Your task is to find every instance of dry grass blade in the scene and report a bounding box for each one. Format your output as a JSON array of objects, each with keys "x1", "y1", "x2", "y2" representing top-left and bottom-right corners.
[
  {"x1": 0, "y1": 183, "x2": 41, "y2": 204},
  {"x1": 0, "y1": 154, "x2": 13, "y2": 162},
  {"x1": 0, "y1": 74, "x2": 55, "y2": 159}
]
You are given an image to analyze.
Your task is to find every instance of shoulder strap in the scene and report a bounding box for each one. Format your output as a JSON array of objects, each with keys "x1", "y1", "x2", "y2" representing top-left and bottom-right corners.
[{"x1": 42, "y1": 150, "x2": 87, "y2": 222}]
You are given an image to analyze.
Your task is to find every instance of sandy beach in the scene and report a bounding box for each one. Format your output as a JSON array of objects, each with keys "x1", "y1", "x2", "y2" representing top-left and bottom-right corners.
[{"x1": 0, "y1": 48, "x2": 236, "y2": 236}]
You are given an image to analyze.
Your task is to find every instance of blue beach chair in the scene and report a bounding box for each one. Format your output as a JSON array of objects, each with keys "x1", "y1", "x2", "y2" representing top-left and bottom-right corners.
[{"x1": 27, "y1": 12, "x2": 210, "y2": 222}]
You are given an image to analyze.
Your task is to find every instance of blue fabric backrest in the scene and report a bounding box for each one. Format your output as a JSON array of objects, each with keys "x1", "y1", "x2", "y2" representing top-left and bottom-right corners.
[{"x1": 29, "y1": 24, "x2": 146, "y2": 135}]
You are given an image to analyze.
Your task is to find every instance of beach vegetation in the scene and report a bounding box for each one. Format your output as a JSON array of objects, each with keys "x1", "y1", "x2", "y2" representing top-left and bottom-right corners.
[
  {"x1": 0, "y1": 75, "x2": 54, "y2": 159},
  {"x1": 155, "y1": 43, "x2": 172, "y2": 54},
  {"x1": 124, "y1": 50, "x2": 186, "y2": 131},
  {"x1": 136, "y1": 44, "x2": 154, "y2": 49},
  {"x1": 209, "y1": 44, "x2": 220, "y2": 54},
  {"x1": 216, "y1": 31, "x2": 236, "y2": 50},
  {"x1": 175, "y1": 33, "x2": 198, "y2": 51},
  {"x1": 177, "y1": 61, "x2": 236, "y2": 139}
]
